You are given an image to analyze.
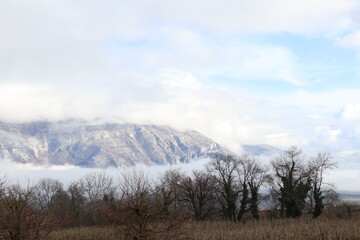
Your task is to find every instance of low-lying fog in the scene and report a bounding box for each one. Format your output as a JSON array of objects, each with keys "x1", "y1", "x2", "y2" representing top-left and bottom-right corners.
[
  {"x1": 0, "y1": 158, "x2": 209, "y2": 187},
  {"x1": 0, "y1": 156, "x2": 359, "y2": 192}
]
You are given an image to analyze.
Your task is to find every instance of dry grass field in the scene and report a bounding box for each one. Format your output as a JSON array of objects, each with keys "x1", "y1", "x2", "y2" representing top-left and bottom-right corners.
[
  {"x1": 49, "y1": 218, "x2": 360, "y2": 240},
  {"x1": 49, "y1": 227, "x2": 117, "y2": 240}
]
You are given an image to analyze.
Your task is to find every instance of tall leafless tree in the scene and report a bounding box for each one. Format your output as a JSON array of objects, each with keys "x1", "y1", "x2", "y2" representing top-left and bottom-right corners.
[
  {"x1": 112, "y1": 170, "x2": 187, "y2": 240},
  {"x1": 271, "y1": 146, "x2": 312, "y2": 218},
  {"x1": 158, "y1": 169, "x2": 185, "y2": 214},
  {"x1": 78, "y1": 172, "x2": 115, "y2": 204},
  {"x1": 177, "y1": 170, "x2": 218, "y2": 220},
  {"x1": 0, "y1": 184, "x2": 58, "y2": 240},
  {"x1": 77, "y1": 172, "x2": 115, "y2": 225},
  {"x1": 67, "y1": 181, "x2": 86, "y2": 223},
  {"x1": 235, "y1": 155, "x2": 271, "y2": 221},
  {"x1": 309, "y1": 152, "x2": 337, "y2": 218},
  {"x1": 32, "y1": 178, "x2": 64, "y2": 209},
  {"x1": 207, "y1": 154, "x2": 240, "y2": 221}
]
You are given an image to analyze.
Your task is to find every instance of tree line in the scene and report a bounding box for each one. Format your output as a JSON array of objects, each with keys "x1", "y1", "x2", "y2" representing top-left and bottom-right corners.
[{"x1": 0, "y1": 146, "x2": 342, "y2": 240}]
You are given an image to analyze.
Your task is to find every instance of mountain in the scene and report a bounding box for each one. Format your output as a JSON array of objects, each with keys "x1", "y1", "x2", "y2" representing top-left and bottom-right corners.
[
  {"x1": 242, "y1": 144, "x2": 282, "y2": 156},
  {"x1": 338, "y1": 191, "x2": 360, "y2": 204},
  {"x1": 0, "y1": 121, "x2": 279, "y2": 168}
]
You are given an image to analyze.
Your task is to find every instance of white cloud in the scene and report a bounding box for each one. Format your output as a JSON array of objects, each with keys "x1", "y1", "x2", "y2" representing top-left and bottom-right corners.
[
  {"x1": 4, "y1": 0, "x2": 355, "y2": 41},
  {"x1": 0, "y1": 157, "x2": 211, "y2": 188},
  {"x1": 2, "y1": 154, "x2": 358, "y2": 191},
  {"x1": 1, "y1": 73, "x2": 360, "y2": 155},
  {"x1": 0, "y1": 4, "x2": 304, "y2": 89},
  {"x1": 338, "y1": 31, "x2": 360, "y2": 47},
  {"x1": 0, "y1": 83, "x2": 114, "y2": 123},
  {"x1": 316, "y1": 126, "x2": 342, "y2": 142},
  {"x1": 335, "y1": 30, "x2": 360, "y2": 56},
  {"x1": 340, "y1": 104, "x2": 360, "y2": 120},
  {"x1": 160, "y1": 69, "x2": 202, "y2": 89},
  {"x1": 308, "y1": 114, "x2": 323, "y2": 119},
  {"x1": 1, "y1": 0, "x2": 360, "y2": 165},
  {"x1": 148, "y1": 0, "x2": 359, "y2": 36},
  {"x1": 264, "y1": 132, "x2": 301, "y2": 147},
  {"x1": 1, "y1": 0, "x2": 355, "y2": 86},
  {"x1": 233, "y1": 44, "x2": 303, "y2": 85}
]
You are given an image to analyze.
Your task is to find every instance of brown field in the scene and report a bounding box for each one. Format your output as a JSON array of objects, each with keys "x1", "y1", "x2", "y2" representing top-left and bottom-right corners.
[{"x1": 49, "y1": 218, "x2": 360, "y2": 240}]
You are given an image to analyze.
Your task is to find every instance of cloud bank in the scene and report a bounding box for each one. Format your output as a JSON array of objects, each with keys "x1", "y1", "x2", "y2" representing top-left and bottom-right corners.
[{"x1": 1, "y1": 0, "x2": 360, "y2": 164}]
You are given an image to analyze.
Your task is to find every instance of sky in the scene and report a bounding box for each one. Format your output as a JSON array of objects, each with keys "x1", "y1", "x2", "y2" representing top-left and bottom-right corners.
[{"x1": 1, "y1": 0, "x2": 360, "y2": 190}]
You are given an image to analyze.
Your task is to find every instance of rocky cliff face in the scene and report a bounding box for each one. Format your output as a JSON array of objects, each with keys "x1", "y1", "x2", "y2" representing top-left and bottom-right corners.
[
  {"x1": 0, "y1": 121, "x2": 280, "y2": 168},
  {"x1": 0, "y1": 121, "x2": 228, "y2": 167}
]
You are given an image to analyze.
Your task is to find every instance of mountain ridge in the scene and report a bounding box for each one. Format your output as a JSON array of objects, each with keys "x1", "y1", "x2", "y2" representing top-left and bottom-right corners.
[{"x1": 0, "y1": 121, "x2": 279, "y2": 168}]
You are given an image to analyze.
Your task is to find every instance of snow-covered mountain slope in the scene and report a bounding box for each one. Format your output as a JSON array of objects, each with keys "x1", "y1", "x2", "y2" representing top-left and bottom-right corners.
[{"x1": 0, "y1": 121, "x2": 279, "y2": 168}]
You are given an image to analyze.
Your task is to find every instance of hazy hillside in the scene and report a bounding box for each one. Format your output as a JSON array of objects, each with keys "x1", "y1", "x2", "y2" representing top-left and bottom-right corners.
[{"x1": 0, "y1": 121, "x2": 279, "y2": 168}]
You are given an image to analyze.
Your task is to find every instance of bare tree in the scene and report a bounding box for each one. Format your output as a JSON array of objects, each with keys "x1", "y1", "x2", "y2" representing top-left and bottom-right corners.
[
  {"x1": 177, "y1": 170, "x2": 218, "y2": 221},
  {"x1": 309, "y1": 152, "x2": 337, "y2": 218},
  {"x1": 263, "y1": 186, "x2": 281, "y2": 221},
  {"x1": 235, "y1": 155, "x2": 271, "y2": 221},
  {"x1": 321, "y1": 188, "x2": 341, "y2": 218},
  {"x1": 32, "y1": 178, "x2": 64, "y2": 208},
  {"x1": 0, "y1": 172, "x2": 7, "y2": 191},
  {"x1": 77, "y1": 172, "x2": 115, "y2": 225},
  {"x1": 0, "y1": 184, "x2": 58, "y2": 240},
  {"x1": 245, "y1": 157, "x2": 271, "y2": 220},
  {"x1": 341, "y1": 200, "x2": 356, "y2": 218},
  {"x1": 271, "y1": 146, "x2": 312, "y2": 218},
  {"x1": 323, "y1": 188, "x2": 341, "y2": 207},
  {"x1": 158, "y1": 169, "x2": 185, "y2": 214},
  {"x1": 78, "y1": 172, "x2": 115, "y2": 204},
  {"x1": 111, "y1": 170, "x2": 187, "y2": 240},
  {"x1": 236, "y1": 155, "x2": 252, "y2": 222},
  {"x1": 207, "y1": 154, "x2": 240, "y2": 221},
  {"x1": 67, "y1": 182, "x2": 86, "y2": 224}
]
